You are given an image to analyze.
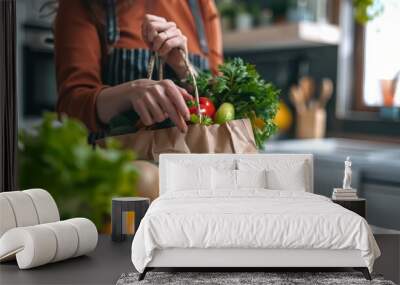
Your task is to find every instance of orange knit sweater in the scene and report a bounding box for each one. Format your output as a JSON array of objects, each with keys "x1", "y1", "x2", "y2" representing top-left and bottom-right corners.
[{"x1": 55, "y1": 0, "x2": 222, "y2": 131}]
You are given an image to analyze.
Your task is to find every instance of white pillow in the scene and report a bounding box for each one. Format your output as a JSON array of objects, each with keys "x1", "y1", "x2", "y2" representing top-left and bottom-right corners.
[
  {"x1": 266, "y1": 165, "x2": 306, "y2": 191},
  {"x1": 237, "y1": 159, "x2": 309, "y2": 192},
  {"x1": 212, "y1": 168, "x2": 268, "y2": 191},
  {"x1": 236, "y1": 169, "x2": 267, "y2": 189},
  {"x1": 167, "y1": 163, "x2": 212, "y2": 191},
  {"x1": 212, "y1": 168, "x2": 236, "y2": 190}
]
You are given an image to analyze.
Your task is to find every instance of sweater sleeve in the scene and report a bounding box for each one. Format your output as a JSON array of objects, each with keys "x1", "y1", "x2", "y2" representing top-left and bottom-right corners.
[
  {"x1": 55, "y1": 0, "x2": 108, "y2": 132},
  {"x1": 201, "y1": 0, "x2": 223, "y2": 75}
]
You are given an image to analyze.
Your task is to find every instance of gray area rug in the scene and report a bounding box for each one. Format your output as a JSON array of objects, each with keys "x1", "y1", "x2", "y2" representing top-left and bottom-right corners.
[{"x1": 116, "y1": 272, "x2": 396, "y2": 285}]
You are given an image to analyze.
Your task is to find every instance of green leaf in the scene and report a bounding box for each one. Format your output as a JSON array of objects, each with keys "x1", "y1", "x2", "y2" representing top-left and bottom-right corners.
[{"x1": 190, "y1": 114, "x2": 214, "y2": 126}]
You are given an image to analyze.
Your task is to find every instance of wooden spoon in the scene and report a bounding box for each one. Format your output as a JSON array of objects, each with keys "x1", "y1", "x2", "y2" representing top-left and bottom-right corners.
[
  {"x1": 319, "y1": 78, "x2": 333, "y2": 108},
  {"x1": 299, "y1": 76, "x2": 315, "y2": 107},
  {"x1": 290, "y1": 85, "x2": 306, "y2": 114}
]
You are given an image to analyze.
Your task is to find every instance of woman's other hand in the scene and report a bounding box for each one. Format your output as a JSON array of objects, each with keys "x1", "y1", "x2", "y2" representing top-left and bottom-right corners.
[
  {"x1": 141, "y1": 14, "x2": 188, "y2": 78},
  {"x1": 96, "y1": 79, "x2": 192, "y2": 132}
]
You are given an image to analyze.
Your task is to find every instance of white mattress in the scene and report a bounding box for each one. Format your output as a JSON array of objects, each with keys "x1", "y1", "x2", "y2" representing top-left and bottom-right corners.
[{"x1": 131, "y1": 190, "x2": 380, "y2": 273}]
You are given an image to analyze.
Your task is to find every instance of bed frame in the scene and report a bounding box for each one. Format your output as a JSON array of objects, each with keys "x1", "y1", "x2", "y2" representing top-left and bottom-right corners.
[
  {"x1": 140, "y1": 248, "x2": 370, "y2": 280},
  {"x1": 138, "y1": 154, "x2": 372, "y2": 281}
]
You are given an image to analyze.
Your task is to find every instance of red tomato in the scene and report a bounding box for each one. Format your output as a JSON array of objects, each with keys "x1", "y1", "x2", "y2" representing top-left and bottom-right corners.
[{"x1": 187, "y1": 97, "x2": 216, "y2": 117}]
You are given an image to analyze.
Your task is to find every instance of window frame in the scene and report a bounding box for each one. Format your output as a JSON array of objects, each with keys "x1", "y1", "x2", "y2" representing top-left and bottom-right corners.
[
  {"x1": 335, "y1": 0, "x2": 398, "y2": 121},
  {"x1": 0, "y1": 0, "x2": 18, "y2": 192},
  {"x1": 352, "y1": 23, "x2": 380, "y2": 113},
  {"x1": 333, "y1": 0, "x2": 400, "y2": 138}
]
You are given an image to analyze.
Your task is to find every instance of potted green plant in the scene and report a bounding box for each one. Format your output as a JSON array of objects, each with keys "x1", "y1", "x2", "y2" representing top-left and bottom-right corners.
[
  {"x1": 18, "y1": 113, "x2": 138, "y2": 230},
  {"x1": 353, "y1": 0, "x2": 383, "y2": 24}
]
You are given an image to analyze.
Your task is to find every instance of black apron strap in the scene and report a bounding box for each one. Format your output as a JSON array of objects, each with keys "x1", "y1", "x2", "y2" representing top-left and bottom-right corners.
[
  {"x1": 188, "y1": 0, "x2": 209, "y2": 54},
  {"x1": 104, "y1": 0, "x2": 119, "y2": 44}
]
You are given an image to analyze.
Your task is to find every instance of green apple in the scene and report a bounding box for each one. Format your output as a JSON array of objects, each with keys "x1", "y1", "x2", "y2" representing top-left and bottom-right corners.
[{"x1": 214, "y1": 103, "x2": 235, "y2": 124}]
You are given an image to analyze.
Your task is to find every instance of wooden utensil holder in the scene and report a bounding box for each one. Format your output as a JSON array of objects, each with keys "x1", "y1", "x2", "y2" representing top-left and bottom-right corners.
[{"x1": 296, "y1": 107, "x2": 326, "y2": 139}]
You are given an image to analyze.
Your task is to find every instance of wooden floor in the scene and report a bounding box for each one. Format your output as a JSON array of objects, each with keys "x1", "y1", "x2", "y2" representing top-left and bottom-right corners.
[
  {"x1": 0, "y1": 232, "x2": 398, "y2": 284},
  {"x1": 0, "y1": 235, "x2": 133, "y2": 285}
]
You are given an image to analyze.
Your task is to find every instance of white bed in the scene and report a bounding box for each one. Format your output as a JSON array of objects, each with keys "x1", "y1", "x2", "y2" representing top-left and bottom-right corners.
[{"x1": 131, "y1": 154, "x2": 380, "y2": 280}]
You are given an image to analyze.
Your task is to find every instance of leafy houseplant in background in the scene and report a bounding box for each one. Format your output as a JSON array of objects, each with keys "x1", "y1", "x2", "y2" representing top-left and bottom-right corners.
[
  {"x1": 353, "y1": 0, "x2": 383, "y2": 24},
  {"x1": 193, "y1": 58, "x2": 280, "y2": 148},
  {"x1": 19, "y1": 113, "x2": 138, "y2": 229}
]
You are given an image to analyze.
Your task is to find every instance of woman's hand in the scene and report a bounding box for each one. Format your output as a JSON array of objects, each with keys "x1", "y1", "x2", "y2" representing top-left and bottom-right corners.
[
  {"x1": 141, "y1": 14, "x2": 188, "y2": 78},
  {"x1": 129, "y1": 79, "x2": 192, "y2": 131},
  {"x1": 96, "y1": 79, "x2": 192, "y2": 132}
]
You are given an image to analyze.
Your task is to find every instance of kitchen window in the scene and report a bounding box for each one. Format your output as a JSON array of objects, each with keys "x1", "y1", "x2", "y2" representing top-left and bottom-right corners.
[{"x1": 354, "y1": 0, "x2": 400, "y2": 111}]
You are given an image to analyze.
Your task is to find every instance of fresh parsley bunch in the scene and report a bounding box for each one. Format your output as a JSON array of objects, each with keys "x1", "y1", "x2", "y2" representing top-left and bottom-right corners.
[{"x1": 194, "y1": 58, "x2": 280, "y2": 148}]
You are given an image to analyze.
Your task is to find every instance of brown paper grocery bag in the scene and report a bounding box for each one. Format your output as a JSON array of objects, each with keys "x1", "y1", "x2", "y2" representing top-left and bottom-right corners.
[
  {"x1": 96, "y1": 50, "x2": 258, "y2": 161},
  {"x1": 96, "y1": 118, "x2": 257, "y2": 162}
]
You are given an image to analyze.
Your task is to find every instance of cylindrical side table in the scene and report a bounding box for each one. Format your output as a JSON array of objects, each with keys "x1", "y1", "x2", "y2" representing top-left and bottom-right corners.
[{"x1": 112, "y1": 197, "x2": 150, "y2": 242}]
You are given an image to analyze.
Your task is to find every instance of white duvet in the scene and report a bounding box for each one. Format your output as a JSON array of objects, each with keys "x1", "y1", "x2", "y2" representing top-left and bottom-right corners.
[{"x1": 131, "y1": 190, "x2": 380, "y2": 273}]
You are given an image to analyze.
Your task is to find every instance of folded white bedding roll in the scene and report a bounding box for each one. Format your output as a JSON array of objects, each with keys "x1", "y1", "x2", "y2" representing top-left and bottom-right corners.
[
  {"x1": 0, "y1": 189, "x2": 60, "y2": 239},
  {"x1": 0, "y1": 191, "x2": 39, "y2": 227},
  {"x1": 0, "y1": 226, "x2": 57, "y2": 268},
  {"x1": 23, "y1": 189, "x2": 59, "y2": 224},
  {"x1": 42, "y1": 221, "x2": 79, "y2": 262},
  {"x1": 0, "y1": 218, "x2": 98, "y2": 269},
  {"x1": 0, "y1": 196, "x2": 17, "y2": 237},
  {"x1": 65, "y1": 218, "x2": 98, "y2": 257}
]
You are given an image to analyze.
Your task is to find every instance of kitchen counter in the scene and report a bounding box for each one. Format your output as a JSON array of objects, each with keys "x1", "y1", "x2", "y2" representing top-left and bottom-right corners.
[{"x1": 264, "y1": 138, "x2": 400, "y2": 230}]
